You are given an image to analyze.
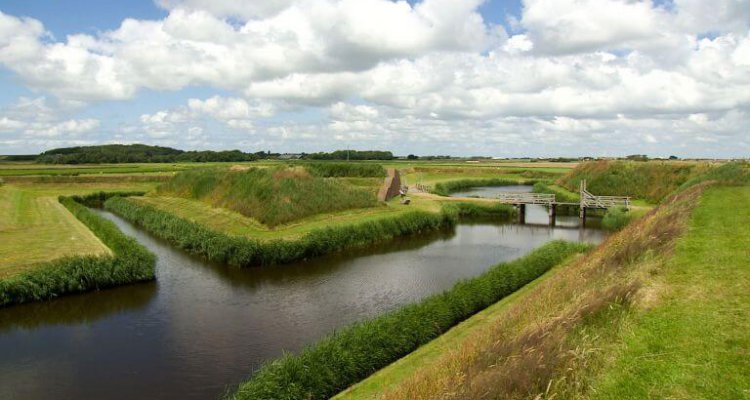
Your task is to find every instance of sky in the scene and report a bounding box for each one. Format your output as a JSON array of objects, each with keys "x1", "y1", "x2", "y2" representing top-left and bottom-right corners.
[{"x1": 0, "y1": 0, "x2": 749, "y2": 157}]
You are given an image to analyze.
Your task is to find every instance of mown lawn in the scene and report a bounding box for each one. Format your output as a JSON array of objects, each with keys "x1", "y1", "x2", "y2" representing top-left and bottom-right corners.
[
  {"x1": 589, "y1": 186, "x2": 750, "y2": 399},
  {"x1": 0, "y1": 182, "x2": 159, "y2": 277}
]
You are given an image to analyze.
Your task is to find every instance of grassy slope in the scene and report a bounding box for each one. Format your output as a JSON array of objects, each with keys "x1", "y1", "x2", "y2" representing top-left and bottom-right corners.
[
  {"x1": 156, "y1": 167, "x2": 380, "y2": 227},
  {"x1": 333, "y1": 256, "x2": 575, "y2": 400},
  {"x1": 589, "y1": 186, "x2": 750, "y2": 399},
  {"x1": 131, "y1": 194, "x2": 443, "y2": 240},
  {"x1": 0, "y1": 182, "x2": 158, "y2": 276},
  {"x1": 333, "y1": 181, "x2": 708, "y2": 399}
]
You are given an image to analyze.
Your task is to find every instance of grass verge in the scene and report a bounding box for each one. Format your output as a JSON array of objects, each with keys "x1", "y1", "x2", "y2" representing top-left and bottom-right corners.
[{"x1": 586, "y1": 186, "x2": 750, "y2": 399}]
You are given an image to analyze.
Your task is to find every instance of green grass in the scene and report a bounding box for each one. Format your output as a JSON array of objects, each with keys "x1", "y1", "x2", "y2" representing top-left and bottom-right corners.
[
  {"x1": 588, "y1": 186, "x2": 750, "y2": 399},
  {"x1": 0, "y1": 193, "x2": 156, "y2": 307},
  {"x1": 0, "y1": 182, "x2": 159, "y2": 276},
  {"x1": 431, "y1": 178, "x2": 534, "y2": 196},
  {"x1": 333, "y1": 252, "x2": 573, "y2": 400},
  {"x1": 157, "y1": 167, "x2": 379, "y2": 227},
  {"x1": 556, "y1": 160, "x2": 716, "y2": 203},
  {"x1": 228, "y1": 241, "x2": 591, "y2": 400},
  {"x1": 131, "y1": 195, "x2": 441, "y2": 240},
  {"x1": 104, "y1": 195, "x2": 466, "y2": 267}
]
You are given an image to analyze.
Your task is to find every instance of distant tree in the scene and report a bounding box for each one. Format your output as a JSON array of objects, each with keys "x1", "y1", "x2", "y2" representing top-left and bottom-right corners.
[
  {"x1": 36, "y1": 144, "x2": 258, "y2": 164},
  {"x1": 407, "y1": 154, "x2": 419, "y2": 160},
  {"x1": 669, "y1": 155, "x2": 679, "y2": 160},
  {"x1": 626, "y1": 154, "x2": 649, "y2": 162}
]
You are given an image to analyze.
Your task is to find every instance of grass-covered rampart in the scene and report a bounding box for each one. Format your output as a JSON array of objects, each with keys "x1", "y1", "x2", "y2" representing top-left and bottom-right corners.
[
  {"x1": 556, "y1": 160, "x2": 703, "y2": 202},
  {"x1": 228, "y1": 241, "x2": 591, "y2": 400},
  {"x1": 303, "y1": 162, "x2": 385, "y2": 177},
  {"x1": 0, "y1": 194, "x2": 155, "y2": 307},
  {"x1": 156, "y1": 167, "x2": 378, "y2": 227},
  {"x1": 104, "y1": 196, "x2": 515, "y2": 267}
]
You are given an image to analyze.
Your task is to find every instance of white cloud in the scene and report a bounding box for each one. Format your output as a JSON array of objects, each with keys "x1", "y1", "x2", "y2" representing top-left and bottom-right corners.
[{"x1": 0, "y1": 1, "x2": 748, "y2": 157}]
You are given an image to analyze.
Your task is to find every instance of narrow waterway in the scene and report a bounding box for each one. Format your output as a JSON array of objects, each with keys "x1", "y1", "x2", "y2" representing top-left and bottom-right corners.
[{"x1": 0, "y1": 189, "x2": 603, "y2": 400}]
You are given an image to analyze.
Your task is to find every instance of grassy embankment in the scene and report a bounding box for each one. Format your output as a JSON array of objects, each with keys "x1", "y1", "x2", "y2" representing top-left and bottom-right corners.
[
  {"x1": 227, "y1": 241, "x2": 591, "y2": 400},
  {"x1": 334, "y1": 162, "x2": 750, "y2": 399},
  {"x1": 156, "y1": 167, "x2": 380, "y2": 227},
  {"x1": 0, "y1": 192, "x2": 156, "y2": 307},
  {"x1": 105, "y1": 165, "x2": 519, "y2": 267}
]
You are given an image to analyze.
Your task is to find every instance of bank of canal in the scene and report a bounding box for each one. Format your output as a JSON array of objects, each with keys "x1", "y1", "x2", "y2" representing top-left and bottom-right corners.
[{"x1": 0, "y1": 194, "x2": 604, "y2": 400}]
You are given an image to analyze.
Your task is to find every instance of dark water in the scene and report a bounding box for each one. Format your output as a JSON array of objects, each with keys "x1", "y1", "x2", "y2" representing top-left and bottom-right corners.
[{"x1": 0, "y1": 195, "x2": 604, "y2": 400}]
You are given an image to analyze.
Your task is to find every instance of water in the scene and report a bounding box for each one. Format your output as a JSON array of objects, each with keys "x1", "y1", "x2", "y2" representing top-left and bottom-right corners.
[
  {"x1": 450, "y1": 185, "x2": 597, "y2": 228},
  {"x1": 0, "y1": 192, "x2": 604, "y2": 400}
]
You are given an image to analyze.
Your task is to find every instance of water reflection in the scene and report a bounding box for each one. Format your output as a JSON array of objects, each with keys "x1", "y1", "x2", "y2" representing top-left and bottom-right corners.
[{"x1": 0, "y1": 204, "x2": 604, "y2": 400}]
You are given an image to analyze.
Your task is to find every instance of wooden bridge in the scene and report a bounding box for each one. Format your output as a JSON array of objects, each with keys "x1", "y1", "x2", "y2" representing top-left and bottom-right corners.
[{"x1": 496, "y1": 180, "x2": 630, "y2": 225}]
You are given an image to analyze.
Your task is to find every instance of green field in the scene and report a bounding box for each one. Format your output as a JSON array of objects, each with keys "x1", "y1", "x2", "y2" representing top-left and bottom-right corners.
[{"x1": 0, "y1": 182, "x2": 159, "y2": 277}]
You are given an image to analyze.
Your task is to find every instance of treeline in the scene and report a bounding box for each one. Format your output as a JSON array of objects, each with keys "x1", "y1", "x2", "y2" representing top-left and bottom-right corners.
[
  {"x1": 304, "y1": 150, "x2": 394, "y2": 160},
  {"x1": 37, "y1": 144, "x2": 259, "y2": 164},
  {"x1": 228, "y1": 241, "x2": 591, "y2": 400},
  {"x1": 0, "y1": 192, "x2": 155, "y2": 307}
]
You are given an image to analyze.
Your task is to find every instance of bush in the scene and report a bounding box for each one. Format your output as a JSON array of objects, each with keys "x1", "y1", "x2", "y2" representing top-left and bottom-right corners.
[
  {"x1": 0, "y1": 195, "x2": 156, "y2": 307},
  {"x1": 432, "y1": 178, "x2": 533, "y2": 196},
  {"x1": 104, "y1": 196, "x2": 462, "y2": 267},
  {"x1": 228, "y1": 241, "x2": 591, "y2": 400},
  {"x1": 304, "y1": 162, "x2": 385, "y2": 178},
  {"x1": 157, "y1": 167, "x2": 378, "y2": 227},
  {"x1": 602, "y1": 207, "x2": 631, "y2": 231}
]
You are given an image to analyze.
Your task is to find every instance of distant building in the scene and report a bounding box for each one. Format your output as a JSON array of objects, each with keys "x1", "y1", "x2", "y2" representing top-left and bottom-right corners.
[{"x1": 278, "y1": 153, "x2": 303, "y2": 160}]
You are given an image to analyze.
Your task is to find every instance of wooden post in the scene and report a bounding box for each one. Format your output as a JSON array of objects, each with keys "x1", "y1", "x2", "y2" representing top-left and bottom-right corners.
[
  {"x1": 549, "y1": 204, "x2": 557, "y2": 226},
  {"x1": 518, "y1": 204, "x2": 526, "y2": 224}
]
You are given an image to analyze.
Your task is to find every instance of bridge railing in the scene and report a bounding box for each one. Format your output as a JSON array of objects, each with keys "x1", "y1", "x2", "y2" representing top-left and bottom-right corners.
[
  {"x1": 497, "y1": 192, "x2": 556, "y2": 205},
  {"x1": 581, "y1": 192, "x2": 630, "y2": 209}
]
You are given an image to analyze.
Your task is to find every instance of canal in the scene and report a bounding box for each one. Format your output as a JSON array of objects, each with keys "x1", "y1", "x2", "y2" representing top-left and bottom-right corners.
[{"x1": 0, "y1": 187, "x2": 603, "y2": 400}]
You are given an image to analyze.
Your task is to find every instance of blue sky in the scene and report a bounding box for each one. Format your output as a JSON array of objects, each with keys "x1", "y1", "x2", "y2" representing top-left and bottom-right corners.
[{"x1": 0, "y1": 0, "x2": 748, "y2": 157}]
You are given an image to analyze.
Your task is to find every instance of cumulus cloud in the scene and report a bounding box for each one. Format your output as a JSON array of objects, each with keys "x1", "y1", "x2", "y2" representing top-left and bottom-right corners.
[{"x1": 0, "y1": 0, "x2": 748, "y2": 156}]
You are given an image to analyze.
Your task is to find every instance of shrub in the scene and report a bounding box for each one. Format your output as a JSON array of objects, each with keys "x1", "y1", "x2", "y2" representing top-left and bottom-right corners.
[
  {"x1": 0, "y1": 195, "x2": 155, "y2": 307},
  {"x1": 432, "y1": 178, "x2": 533, "y2": 196},
  {"x1": 157, "y1": 167, "x2": 378, "y2": 227},
  {"x1": 304, "y1": 162, "x2": 386, "y2": 178},
  {"x1": 228, "y1": 241, "x2": 591, "y2": 400},
  {"x1": 104, "y1": 196, "x2": 462, "y2": 267},
  {"x1": 602, "y1": 206, "x2": 631, "y2": 231}
]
